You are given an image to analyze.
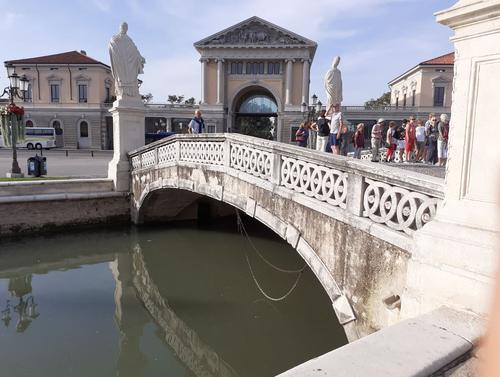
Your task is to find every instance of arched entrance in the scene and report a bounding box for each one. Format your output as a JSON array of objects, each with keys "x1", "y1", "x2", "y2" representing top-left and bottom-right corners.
[{"x1": 233, "y1": 87, "x2": 278, "y2": 140}]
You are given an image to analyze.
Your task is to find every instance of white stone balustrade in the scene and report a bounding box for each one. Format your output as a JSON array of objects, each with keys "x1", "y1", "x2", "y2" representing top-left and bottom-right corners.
[{"x1": 129, "y1": 133, "x2": 444, "y2": 238}]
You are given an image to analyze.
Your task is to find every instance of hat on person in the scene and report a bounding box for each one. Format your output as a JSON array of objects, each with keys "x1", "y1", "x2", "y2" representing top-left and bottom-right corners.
[{"x1": 378, "y1": 118, "x2": 385, "y2": 123}]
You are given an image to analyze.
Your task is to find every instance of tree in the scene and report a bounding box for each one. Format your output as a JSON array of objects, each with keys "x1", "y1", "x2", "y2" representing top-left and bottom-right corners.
[
  {"x1": 176, "y1": 95, "x2": 184, "y2": 104},
  {"x1": 141, "y1": 93, "x2": 153, "y2": 104},
  {"x1": 364, "y1": 92, "x2": 391, "y2": 109},
  {"x1": 167, "y1": 95, "x2": 179, "y2": 104},
  {"x1": 184, "y1": 97, "x2": 196, "y2": 105}
]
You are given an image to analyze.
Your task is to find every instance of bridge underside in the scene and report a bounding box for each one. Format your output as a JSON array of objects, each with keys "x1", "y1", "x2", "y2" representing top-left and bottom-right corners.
[{"x1": 132, "y1": 163, "x2": 410, "y2": 341}]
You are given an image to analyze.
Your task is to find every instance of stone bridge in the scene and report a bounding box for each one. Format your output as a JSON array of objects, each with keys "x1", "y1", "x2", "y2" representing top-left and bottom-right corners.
[{"x1": 128, "y1": 133, "x2": 444, "y2": 340}]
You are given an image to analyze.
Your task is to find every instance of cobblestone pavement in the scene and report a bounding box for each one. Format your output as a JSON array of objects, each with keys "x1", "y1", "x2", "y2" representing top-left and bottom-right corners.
[
  {"x1": 0, "y1": 148, "x2": 112, "y2": 177},
  {"x1": 380, "y1": 161, "x2": 446, "y2": 179}
]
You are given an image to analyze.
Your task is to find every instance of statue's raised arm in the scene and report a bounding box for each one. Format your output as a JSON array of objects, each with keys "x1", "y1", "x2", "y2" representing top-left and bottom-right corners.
[
  {"x1": 324, "y1": 56, "x2": 343, "y2": 109},
  {"x1": 109, "y1": 22, "x2": 145, "y2": 101}
]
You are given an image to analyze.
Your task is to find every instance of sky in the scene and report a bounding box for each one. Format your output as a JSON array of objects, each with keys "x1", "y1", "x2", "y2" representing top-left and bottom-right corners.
[{"x1": 0, "y1": 0, "x2": 457, "y2": 105}]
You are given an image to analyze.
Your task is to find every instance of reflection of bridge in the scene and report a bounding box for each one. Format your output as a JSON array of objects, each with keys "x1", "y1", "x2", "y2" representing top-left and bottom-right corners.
[
  {"x1": 0, "y1": 246, "x2": 239, "y2": 377},
  {"x1": 129, "y1": 133, "x2": 444, "y2": 340}
]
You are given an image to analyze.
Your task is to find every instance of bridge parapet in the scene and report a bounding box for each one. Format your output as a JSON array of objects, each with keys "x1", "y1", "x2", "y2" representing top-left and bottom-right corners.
[{"x1": 130, "y1": 133, "x2": 443, "y2": 239}]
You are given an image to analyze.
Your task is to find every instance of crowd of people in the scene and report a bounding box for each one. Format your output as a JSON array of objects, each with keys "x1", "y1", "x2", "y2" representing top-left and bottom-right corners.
[{"x1": 295, "y1": 107, "x2": 450, "y2": 167}]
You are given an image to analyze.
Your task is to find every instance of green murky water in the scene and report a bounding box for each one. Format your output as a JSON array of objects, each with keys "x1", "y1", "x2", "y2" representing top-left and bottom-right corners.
[{"x1": 0, "y1": 217, "x2": 347, "y2": 377}]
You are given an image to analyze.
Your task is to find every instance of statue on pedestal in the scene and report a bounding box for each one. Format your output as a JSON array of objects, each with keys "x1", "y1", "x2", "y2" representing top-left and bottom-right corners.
[
  {"x1": 324, "y1": 56, "x2": 343, "y2": 109},
  {"x1": 109, "y1": 22, "x2": 145, "y2": 100}
]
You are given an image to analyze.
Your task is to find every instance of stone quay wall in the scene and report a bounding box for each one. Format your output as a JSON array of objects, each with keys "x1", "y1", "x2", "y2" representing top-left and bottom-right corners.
[{"x1": 0, "y1": 179, "x2": 129, "y2": 236}]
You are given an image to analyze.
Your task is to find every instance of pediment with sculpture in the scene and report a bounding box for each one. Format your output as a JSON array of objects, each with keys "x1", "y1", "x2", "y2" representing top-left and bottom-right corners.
[{"x1": 195, "y1": 17, "x2": 315, "y2": 48}]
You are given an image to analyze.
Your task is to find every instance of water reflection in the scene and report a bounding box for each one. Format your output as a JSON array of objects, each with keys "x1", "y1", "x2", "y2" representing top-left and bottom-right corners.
[
  {"x1": 1, "y1": 275, "x2": 40, "y2": 332},
  {"x1": 0, "y1": 222, "x2": 346, "y2": 377}
]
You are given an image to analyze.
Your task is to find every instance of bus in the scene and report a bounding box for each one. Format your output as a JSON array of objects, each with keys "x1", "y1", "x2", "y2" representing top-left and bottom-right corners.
[{"x1": 18, "y1": 127, "x2": 57, "y2": 150}]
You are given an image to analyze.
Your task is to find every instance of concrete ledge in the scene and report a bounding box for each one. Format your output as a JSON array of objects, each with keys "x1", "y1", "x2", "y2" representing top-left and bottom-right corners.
[
  {"x1": 277, "y1": 307, "x2": 482, "y2": 377},
  {"x1": 0, "y1": 191, "x2": 127, "y2": 204},
  {"x1": 0, "y1": 178, "x2": 115, "y2": 197}
]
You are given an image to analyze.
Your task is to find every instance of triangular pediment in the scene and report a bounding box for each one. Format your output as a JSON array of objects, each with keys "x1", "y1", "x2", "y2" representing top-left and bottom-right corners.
[{"x1": 194, "y1": 16, "x2": 316, "y2": 48}]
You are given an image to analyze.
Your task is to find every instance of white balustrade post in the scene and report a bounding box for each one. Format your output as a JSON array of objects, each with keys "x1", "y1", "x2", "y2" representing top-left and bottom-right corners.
[
  {"x1": 223, "y1": 138, "x2": 231, "y2": 168},
  {"x1": 345, "y1": 172, "x2": 364, "y2": 217},
  {"x1": 271, "y1": 151, "x2": 282, "y2": 185},
  {"x1": 176, "y1": 140, "x2": 181, "y2": 162}
]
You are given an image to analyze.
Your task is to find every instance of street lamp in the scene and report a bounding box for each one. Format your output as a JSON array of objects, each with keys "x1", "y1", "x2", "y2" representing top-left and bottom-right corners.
[
  {"x1": 1, "y1": 66, "x2": 29, "y2": 177},
  {"x1": 301, "y1": 94, "x2": 324, "y2": 150}
]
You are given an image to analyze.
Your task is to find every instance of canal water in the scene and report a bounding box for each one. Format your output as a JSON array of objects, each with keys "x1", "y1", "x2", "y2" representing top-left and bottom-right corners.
[{"x1": 0, "y1": 216, "x2": 347, "y2": 377}]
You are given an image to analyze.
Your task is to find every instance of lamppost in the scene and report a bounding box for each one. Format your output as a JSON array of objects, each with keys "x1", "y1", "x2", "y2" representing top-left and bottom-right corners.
[
  {"x1": 301, "y1": 94, "x2": 323, "y2": 149},
  {"x1": 1, "y1": 66, "x2": 29, "y2": 177}
]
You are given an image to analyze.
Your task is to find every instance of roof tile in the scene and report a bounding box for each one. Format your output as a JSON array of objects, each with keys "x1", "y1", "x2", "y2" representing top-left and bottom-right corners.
[
  {"x1": 420, "y1": 52, "x2": 454, "y2": 65},
  {"x1": 4, "y1": 51, "x2": 109, "y2": 67}
]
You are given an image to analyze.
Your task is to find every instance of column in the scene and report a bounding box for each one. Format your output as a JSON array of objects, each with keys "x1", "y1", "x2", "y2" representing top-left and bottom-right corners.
[
  {"x1": 301, "y1": 59, "x2": 311, "y2": 105},
  {"x1": 166, "y1": 118, "x2": 172, "y2": 132},
  {"x1": 285, "y1": 59, "x2": 294, "y2": 106},
  {"x1": 401, "y1": 0, "x2": 500, "y2": 320},
  {"x1": 200, "y1": 58, "x2": 209, "y2": 105},
  {"x1": 216, "y1": 59, "x2": 224, "y2": 105}
]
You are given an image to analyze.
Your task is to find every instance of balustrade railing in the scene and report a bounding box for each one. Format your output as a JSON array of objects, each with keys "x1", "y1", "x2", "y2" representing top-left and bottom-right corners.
[{"x1": 130, "y1": 134, "x2": 444, "y2": 237}]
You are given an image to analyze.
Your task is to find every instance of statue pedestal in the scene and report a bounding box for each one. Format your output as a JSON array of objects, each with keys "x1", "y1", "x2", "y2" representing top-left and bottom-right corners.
[
  {"x1": 107, "y1": 99, "x2": 145, "y2": 192},
  {"x1": 401, "y1": 0, "x2": 500, "y2": 320}
]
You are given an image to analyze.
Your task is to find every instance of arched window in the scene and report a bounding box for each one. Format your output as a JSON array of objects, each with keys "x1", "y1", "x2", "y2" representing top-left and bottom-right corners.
[
  {"x1": 51, "y1": 120, "x2": 63, "y2": 135},
  {"x1": 79, "y1": 121, "x2": 89, "y2": 137},
  {"x1": 25, "y1": 120, "x2": 34, "y2": 127},
  {"x1": 238, "y1": 94, "x2": 277, "y2": 113}
]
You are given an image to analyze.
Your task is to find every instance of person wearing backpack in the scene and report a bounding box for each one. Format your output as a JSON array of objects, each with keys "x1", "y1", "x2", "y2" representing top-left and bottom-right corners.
[
  {"x1": 437, "y1": 113, "x2": 450, "y2": 166},
  {"x1": 314, "y1": 109, "x2": 330, "y2": 152}
]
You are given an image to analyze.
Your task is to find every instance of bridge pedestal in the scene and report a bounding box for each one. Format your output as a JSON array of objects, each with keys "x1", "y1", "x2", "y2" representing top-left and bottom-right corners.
[
  {"x1": 402, "y1": 0, "x2": 500, "y2": 320},
  {"x1": 108, "y1": 99, "x2": 146, "y2": 192}
]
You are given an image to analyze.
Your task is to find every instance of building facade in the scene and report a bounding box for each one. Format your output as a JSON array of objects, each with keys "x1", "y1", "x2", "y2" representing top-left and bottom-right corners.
[
  {"x1": 388, "y1": 52, "x2": 454, "y2": 109},
  {"x1": 193, "y1": 16, "x2": 317, "y2": 142},
  {"x1": 4, "y1": 51, "x2": 114, "y2": 149}
]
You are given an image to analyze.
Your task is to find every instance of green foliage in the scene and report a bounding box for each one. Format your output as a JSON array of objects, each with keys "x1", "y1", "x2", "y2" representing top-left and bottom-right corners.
[
  {"x1": 184, "y1": 97, "x2": 196, "y2": 105},
  {"x1": 234, "y1": 117, "x2": 274, "y2": 139},
  {"x1": 167, "y1": 95, "x2": 188, "y2": 104},
  {"x1": 141, "y1": 93, "x2": 153, "y2": 103},
  {"x1": 364, "y1": 92, "x2": 391, "y2": 109}
]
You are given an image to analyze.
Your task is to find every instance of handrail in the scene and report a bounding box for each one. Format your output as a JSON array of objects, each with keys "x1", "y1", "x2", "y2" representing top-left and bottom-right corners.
[{"x1": 129, "y1": 133, "x2": 444, "y2": 237}]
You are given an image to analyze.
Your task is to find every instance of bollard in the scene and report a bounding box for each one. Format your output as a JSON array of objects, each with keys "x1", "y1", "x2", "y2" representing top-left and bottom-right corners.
[
  {"x1": 91, "y1": 150, "x2": 94, "y2": 157},
  {"x1": 66, "y1": 150, "x2": 68, "y2": 157}
]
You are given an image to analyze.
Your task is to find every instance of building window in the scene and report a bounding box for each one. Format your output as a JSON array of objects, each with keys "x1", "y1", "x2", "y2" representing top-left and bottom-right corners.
[
  {"x1": 403, "y1": 94, "x2": 407, "y2": 107},
  {"x1": 105, "y1": 86, "x2": 111, "y2": 102},
  {"x1": 79, "y1": 121, "x2": 89, "y2": 137},
  {"x1": 433, "y1": 86, "x2": 445, "y2": 107},
  {"x1": 268, "y1": 62, "x2": 280, "y2": 74},
  {"x1": 246, "y1": 62, "x2": 264, "y2": 75},
  {"x1": 24, "y1": 83, "x2": 33, "y2": 102},
  {"x1": 25, "y1": 120, "x2": 34, "y2": 127},
  {"x1": 207, "y1": 124, "x2": 216, "y2": 133},
  {"x1": 78, "y1": 84, "x2": 88, "y2": 103},
  {"x1": 395, "y1": 97, "x2": 399, "y2": 108},
  {"x1": 411, "y1": 89, "x2": 416, "y2": 107},
  {"x1": 230, "y1": 62, "x2": 243, "y2": 74},
  {"x1": 50, "y1": 84, "x2": 60, "y2": 103},
  {"x1": 52, "y1": 120, "x2": 63, "y2": 135}
]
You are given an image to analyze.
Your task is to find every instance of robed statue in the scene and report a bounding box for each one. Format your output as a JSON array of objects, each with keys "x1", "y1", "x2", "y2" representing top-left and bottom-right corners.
[
  {"x1": 109, "y1": 22, "x2": 145, "y2": 100},
  {"x1": 324, "y1": 56, "x2": 343, "y2": 108}
]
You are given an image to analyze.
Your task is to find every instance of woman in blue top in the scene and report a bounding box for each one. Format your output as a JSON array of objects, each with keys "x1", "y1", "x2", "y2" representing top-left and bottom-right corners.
[{"x1": 295, "y1": 122, "x2": 309, "y2": 147}]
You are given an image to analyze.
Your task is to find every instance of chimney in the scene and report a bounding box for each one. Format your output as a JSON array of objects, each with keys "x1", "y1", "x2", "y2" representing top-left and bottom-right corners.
[{"x1": 80, "y1": 50, "x2": 87, "y2": 55}]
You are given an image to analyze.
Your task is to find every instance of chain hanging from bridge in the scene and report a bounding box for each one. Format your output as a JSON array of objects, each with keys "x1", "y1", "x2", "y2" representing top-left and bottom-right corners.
[{"x1": 235, "y1": 209, "x2": 307, "y2": 302}]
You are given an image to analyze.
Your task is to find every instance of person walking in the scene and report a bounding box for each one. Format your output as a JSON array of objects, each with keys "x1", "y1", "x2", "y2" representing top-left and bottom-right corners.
[
  {"x1": 437, "y1": 113, "x2": 450, "y2": 166},
  {"x1": 415, "y1": 120, "x2": 426, "y2": 162},
  {"x1": 295, "y1": 122, "x2": 309, "y2": 147},
  {"x1": 353, "y1": 123, "x2": 365, "y2": 159},
  {"x1": 396, "y1": 121, "x2": 406, "y2": 163},
  {"x1": 339, "y1": 125, "x2": 350, "y2": 156},
  {"x1": 327, "y1": 103, "x2": 343, "y2": 155},
  {"x1": 314, "y1": 110, "x2": 330, "y2": 152},
  {"x1": 425, "y1": 115, "x2": 439, "y2": 164},
  {"x1": 370, "y1": 118, "x2": 384, "y2": 162},
  {"x1": 386, "y1": 121, "x2": 397, "y2": 162},
  {"x1": 404, "y1": 116, "x2": 416, "y2": 163},
  {"x1": 188, "y1": 110, "x2": 205, "y2": 134}
]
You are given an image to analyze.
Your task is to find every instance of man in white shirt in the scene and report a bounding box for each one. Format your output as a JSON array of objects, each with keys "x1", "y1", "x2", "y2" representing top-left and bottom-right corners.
[
  {"x1": 415, "y1": 120, "x2": 426, "y2": 162},
  {"x1": 327, "y1": 103, "x2": 343, "y2": 155}
]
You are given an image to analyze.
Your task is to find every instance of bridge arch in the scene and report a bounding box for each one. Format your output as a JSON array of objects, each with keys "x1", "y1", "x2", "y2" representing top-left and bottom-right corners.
[{"x1": 130, "y1": 133, "x2": 443, "y2": 340}]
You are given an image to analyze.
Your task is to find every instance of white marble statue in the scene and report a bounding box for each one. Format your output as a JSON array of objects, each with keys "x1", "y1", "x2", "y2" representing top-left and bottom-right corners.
[
  {"x1": 324, "y1": 56, "x2": 343, "y2": 108},
  {"x1": 109, "y1": 22, "x2": 145, "y2": 99}
]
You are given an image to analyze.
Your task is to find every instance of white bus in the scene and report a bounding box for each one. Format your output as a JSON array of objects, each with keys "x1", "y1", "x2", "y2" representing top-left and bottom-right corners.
[{"x1": 18, "y1": 127, "x2": 57, "y2": 150}]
